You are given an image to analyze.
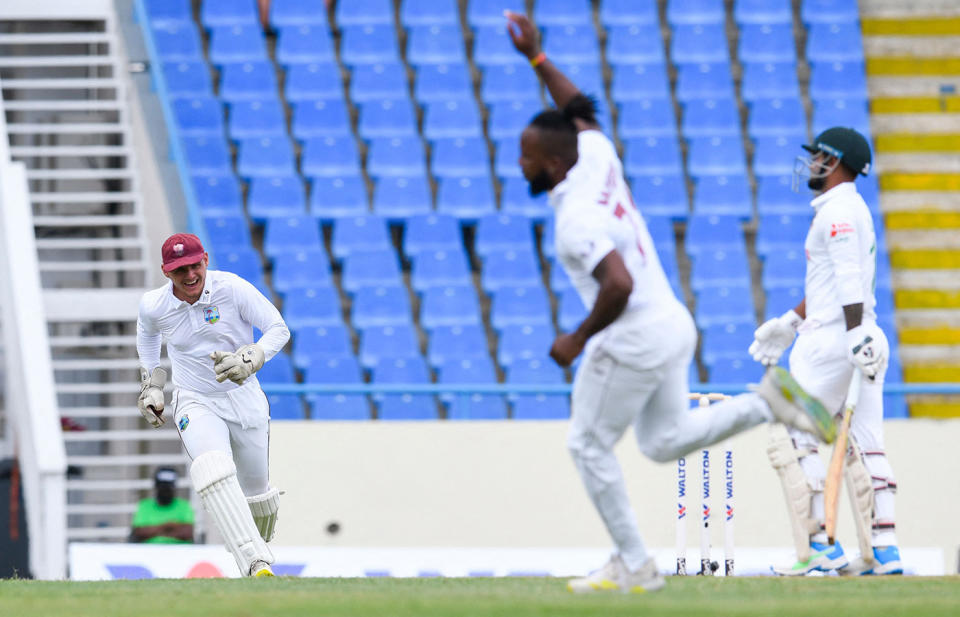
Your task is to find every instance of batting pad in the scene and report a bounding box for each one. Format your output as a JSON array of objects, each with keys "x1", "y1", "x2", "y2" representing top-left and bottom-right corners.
[
  {"x1": 247, "y1": 487, "x2": 281, "y2": 542},
  {"x1": 767, "y1": 427, "x2": 820, "y2": 561},
  {"x1": 190, "y1": 451, "x2": 274, "y2": 575}
]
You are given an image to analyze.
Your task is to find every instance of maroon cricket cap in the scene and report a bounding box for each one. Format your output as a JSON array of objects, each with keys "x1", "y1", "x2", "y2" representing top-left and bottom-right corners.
[{"x1": 161, "y1": 233, "x2": 206, "y2": 272}]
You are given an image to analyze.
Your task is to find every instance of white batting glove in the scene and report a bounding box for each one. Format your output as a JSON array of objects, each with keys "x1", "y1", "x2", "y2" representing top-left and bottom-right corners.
[
  {"x1": 846, "y1": 324, "x2": 886, "y2": 379},
  {"x1": 749, "y1": 309, "x2": 803, "y2": 366},
  {"x1": 138, "y1": 367, "x2": 167, "y2": 428},
  {"x1": 210, "y1": 343, "x2": 265, "y2": 385}
]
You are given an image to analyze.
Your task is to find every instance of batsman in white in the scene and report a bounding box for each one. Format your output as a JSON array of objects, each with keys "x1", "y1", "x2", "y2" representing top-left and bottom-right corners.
[
  {"x1": 752, "y1": 127, "x2": 902, "y2": 576},
  {"x1": 506, "y1": 12, "x2": 837, "y2": 594},
  {"x1": 136, "y1": 232, "x2": 290, "y2": 578}
]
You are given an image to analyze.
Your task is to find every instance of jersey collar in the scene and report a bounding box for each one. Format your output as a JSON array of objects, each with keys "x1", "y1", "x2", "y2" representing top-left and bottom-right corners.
[
  {"x1": 810, "y1": 181, "x2": 856, "y2": 212},
  {"x1": 164, "y1": 271, "x2": 217, "y2": 308}
]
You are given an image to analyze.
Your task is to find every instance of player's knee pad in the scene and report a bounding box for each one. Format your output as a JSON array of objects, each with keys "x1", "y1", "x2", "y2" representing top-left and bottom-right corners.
[
  {"x1": 247, "y1": 487, "x2": 281, "y2": 542},
  {"x1": 861, "y1": 448, "x2": 897, "y2": 535},
  {"x1": 767, "y1": 426, "x2": 821, "y2": 561},
  {"x1": 842, "y1": 437, "x2": 876, "y2": 559}
]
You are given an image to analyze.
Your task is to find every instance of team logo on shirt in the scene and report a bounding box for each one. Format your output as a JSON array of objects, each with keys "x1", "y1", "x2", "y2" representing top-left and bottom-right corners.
[
  {"x1": 830, "y1": 222, "x2": 854, "y2": 238},
  {"x1": 178, "y1": 414, "x2": 189, "y2": 432},
  {"x1": 203, "y1": 306, "x2": 220, "y2": 324}
]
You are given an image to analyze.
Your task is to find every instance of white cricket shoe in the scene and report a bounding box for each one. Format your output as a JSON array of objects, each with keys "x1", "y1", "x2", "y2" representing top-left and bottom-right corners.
[
  {"x1": 755, "y1": 367, "x2": 837, "y2": 444},
  {"x1": 567, "y1": 555, "x2": 665, "y2": 594},
  {"x1": 250, "y1": 560, "x2": 275, "y2": 577}
]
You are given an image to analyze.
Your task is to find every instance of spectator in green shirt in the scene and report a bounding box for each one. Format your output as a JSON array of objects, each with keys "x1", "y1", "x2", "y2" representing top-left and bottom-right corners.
[{"x1": 131, "y1": 467, "x2": 194, "y2": 544}]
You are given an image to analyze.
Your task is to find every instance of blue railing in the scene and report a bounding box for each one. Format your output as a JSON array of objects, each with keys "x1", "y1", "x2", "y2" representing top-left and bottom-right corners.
[{"x1": 133, "y1": 0, "x2": 216, "y2": 268}]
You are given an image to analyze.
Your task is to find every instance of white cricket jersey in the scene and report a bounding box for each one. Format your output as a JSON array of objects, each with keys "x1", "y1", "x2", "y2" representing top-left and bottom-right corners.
[
  {"x1": 803, "y1": 182, "x2": 878, "y2": 327},
  {"x1": 549, "y1": 130, "x2": 686, "y2": 344},
  {"x1": 137, "y1": 270, "x2": 290, "y2": 394}
]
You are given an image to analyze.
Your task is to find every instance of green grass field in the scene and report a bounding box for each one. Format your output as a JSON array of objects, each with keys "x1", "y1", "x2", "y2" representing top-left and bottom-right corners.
[{"x1": 1, "y1": 576, "x2": 958, "y2": 617}]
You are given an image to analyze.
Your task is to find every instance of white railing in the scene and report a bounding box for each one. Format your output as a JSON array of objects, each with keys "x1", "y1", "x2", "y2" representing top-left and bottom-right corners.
[{"x1": 0, "y1": 77, "x2": 67, "y2": 580}]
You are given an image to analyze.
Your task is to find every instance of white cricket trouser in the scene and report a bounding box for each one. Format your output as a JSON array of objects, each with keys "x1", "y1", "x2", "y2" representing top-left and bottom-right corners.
[
  {"x1": 787, "y1": 321, "x2": 898, "y2": 547},
  {"x1": 567, "y1": 311, "x2": 772, "y2": 572},
  {"x1": 172, "y1": 386, "x2": 271, "y2": 496}
]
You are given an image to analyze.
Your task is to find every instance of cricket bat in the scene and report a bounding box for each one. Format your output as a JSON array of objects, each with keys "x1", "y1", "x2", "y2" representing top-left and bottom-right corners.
[{"x1": 824, "y1": 371, "x2": 862, "y2": 545}]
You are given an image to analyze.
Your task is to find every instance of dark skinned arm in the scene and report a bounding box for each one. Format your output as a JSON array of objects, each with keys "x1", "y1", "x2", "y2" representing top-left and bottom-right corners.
[
  {"x1": 792, "y1": 298, "x2": 806, "y2": 320},
  {"x1": 131, "y1": 522, "x2": 194, "y2": 543},
  {"x1": 550, "y1": 250, "x2": 633, "y2": 367},
  {"x1": 842, "y1": 303, "x2": 863, "y2": 331}
]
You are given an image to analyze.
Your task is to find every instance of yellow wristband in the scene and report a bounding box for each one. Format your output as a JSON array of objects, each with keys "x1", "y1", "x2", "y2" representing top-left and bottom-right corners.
[{"x1": 530, "y1": 52, "x2": 547, "y2": 68}]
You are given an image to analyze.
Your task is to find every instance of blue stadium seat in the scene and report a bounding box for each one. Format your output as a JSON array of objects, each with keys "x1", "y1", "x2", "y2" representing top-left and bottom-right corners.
[
  {"x1": 219, "y1": 61, "x2": 278, "y2": 101},
  {"x1": 482, "y1": 65, "x2": 541, "y2": 103},
  {"x1": 600, "y1": 0, "x2": 658, "y2": 25},
  {"x1": 352, "y1": 286, "x2": 414, "y2": 329},
  {"x1": 685, "y1": 214, "x2": 744, "y2": 255},
  {"x1": 748, "y1": 98, "x2": 807, "y2": 138},
  {"x1": 417, "y1": 63, "x2": 474, "y2": 103},
  {"x1": 283, "y1": 286, "x2": 341, "y2": 329},
  {"x1": 692, "y1": 176, "x2": 752, "y2": 217},
  {"x1": 163, "y1": 62, "x2": 213, "y2": 99},
  {"x1": 182, "y1": 136, "x2": 232, "y2": 176},
  {"x1": 757, "y1": 176, "x2": 811, "y2": 214},
  {"x1": 340, "y1": 25, "x2": 400, "y2": 65},
  {"x1": 558, "y1": 290, "x2": 588, "y2": 332},
  {"x1": 349, "y1": 62, "x2": 408, "y2": 102},
  {"x1": 205, "y1": 215, "x2": 251, "y2": 249},
  {"x1": 372, "y1": 175, "x2": 432, "y2": 219},
  {"x1": 248, "y1": 175, "x2": 307, "y2": 221},
  {"x1": 267, "y1": 394, "x2": 304, "y2": 419},
  {"x1": 507, "y1": 357, "x2": 566, "y2": 385},
  {"x1": 292, "y1": 324, "x2": 353, "y2": 368},
  {"x1": 145, "y1": 0, "x2": 192, "y2": 25},
  {"x1": 309, "y1": 177, "x2": 368, "y2": 220},
  {"x1": 401, "y1": 0, "x2": 458, "y2": 26},
  {"x1": 753, "y1": 136, "x2": 798, "y2": 177},
  {"x1": 310, "y1": 394, "x2": 371, "y2": 420},
  {"x1": 543, "y1": 25, "x2": 601, "y2": 65},
  {"x1": 761, "y1": 249, "x2": 806, "y2": 290},
  {"x1": 741, "y1": 61, "x2": 800, "y2": 101},
  {"x1": 424, "y1": 100, "x2": 483, "y2": 140},
  {"x1": 293, "y1": 100, "x2": 353, "y2": 140},
  {"x1": 359, "y1": 98, "x2": 418, "y2": 139},
  {"x1": 481, "y1": 249, "x2": 542, "y2": 293},
  {"x1": 270, "y1": 0, "x2": 330, "y2": 28},
  {"x1": 284, "y1": 62, "x2": 343, "y2": 102},
  {"x1": 497, "y1": 324, "x2": 554, "y2": 368},
  {"x1": 513, "y1": 395, "x2": 570, "y2": 420},
  {"x1": 200, "y1": 0, "x2": 258, "y2": 28},
  {"x1": 411, "y1": 248, "x2": 473, "y2": 292},
  {"x1": 694, "y1": 286, "x2": 756, "y2": 327},
  {"x1": 272, "y1": 250, "x2": 333, "y2": 294},
  {"x1": 675, "y1": 62, "x2": 735, "y2": 101},
  {"x1": 491, "y1": 286, "x2": 552, "y2": 331},
  {"x1": 475, "y1": 213, "x2": 535, "y2": 257},
  {"x1": 173, "y1": 97, "x2": 223, "y2": 138},
  {"x1": 812, "y1": 98, "x2": 870, "y2": 137},
  {"x1": 437, "y1": 355, "x2": 497, "y2": 388},
  {"x1": 331, "y1": 215, "x2": 391, "y2": 260},
  {"x1": 367, "y1": 137, "x2": 427, "y2": 178},
  {"x1": 342, "y1": 250, "x2": 404, "y2": 293},
  {"x1": 447, "y1": 393, "x2": 509, "y2": 420},
  {"x1": 764, "y1": 286, "x2": 804, "y2": 319},
  {"x1": 301, "y1": 136, "x2": 361, "y2": 178},
  {"x1": 618, "y1": 99, "x2": 678, "y2": 139},
  {"x1": 632, "y1": 175, "x2": 689, "y2": 219},
  {"x1": 500, "y1": 178, "x2": 552, "y2": 220},
  {"x1": 610, "y1": 62, "x2": 671, "y2": 101},
  {"x1": 624, "y1": 137, "x2": 684, "y2": 177},
  {"x1": 372, "y1": 356, "x2": 431, "y2": 384},
  {"x1": 194, "y1": 176, "x2": 243, "y2": 216},
  {"x1": 358, "y1": 324, "x2": 420, "y2": 369},
  {"x1": 552, "y1": 62, "x2": 606, "y2": 102},
  {"x1": 428, "y1": 324, "x2": 489, "y2": 367},
  {"x1": 681, "y1": 98, "x2": 740, "y2": 138},
  {"x1": 806, "y1": 23, "x2": 865, "y2": 63},
  {"x1": 756, "y1": 213, "x2": 814, "y2": 257},
  {"x1": 420, "y1": 285, "x2": 483, "y2": 329},
  {"x1": 237, "y1": 137, "x2": 296, "y2": 178},
  {"x1": 701, "y1": 322, "x2": 755, "y2": 364},
  {"x1": 690, "y1": 248, "x2": 751, "y2": 290},
  {"x1": 809, "y1": 61, "x2": 868, "y2": 100},
  {"x1": 687, "y1": 136, "x2": 748, "y2": 178},
  {"x1": 488, "y1": 100, "x2": 543, "y2": 140},
  {"x1": 549, "y1": 262, "x2": 573, "y2": 293},
  {"x1": 734, "y1": 0, "x2": 792, "y2": 24},
  {"x1": 533, "y1": 0, "x2": 592, "y2": 25},
  {"x1": 404, "y1": 213, "x2": 463, "y2": 257},
  {"x1": 437, "y1": 176, "x2": 496, "y2": 220},
  {"x1": 407, "y1": 25, "x2": 466, "y2": 65},
  {"x1": 152, "y1": 24, "x2": 204, "y2": 61},
  {"x1": 671, "y1": 25, "x2": 729, "y2": 64},
  {"x1": 644, "y1": 216, "x2": 677, "y2": 250},
  {"x1": 739, "y1": 24, "x2": 796, "y2": 63},
  {"x1": 209, "y1": 25, "x2": 267, "y2": 65},
  {"x1": 494, "y1": 138, "x2": 521, "y2": 180},
  {"x1": 379, "y1": 394, "x2": 438, "y2": 420},
  {"x1": 431, "y1": 138, "x2": 490, "y2": 178},
  {"x1": 468, "y1": 0, "x2": 525, "y2": 27},
  {"x1": 215, "y1": 248, "x2": 264, "y2": 287},
  {"x1": 801, "y1": 0, "x2": 860, "y2": 25},
  {"x1": 606, "y1": 25, "x2": 664, "y2": 64},
  {"x1": 276, "y1": 25, "x2": 336, "y2": 65},
  {"x1": 227, "y1": 99, "x2": 286, "y2": 140},
  {"x1": 336, "y1": 0, "x2": 394, "y2": 26},
  {"x1": 473, "y1": 26, "x2": 525, "y2": 66},
  {"x1": 667, "y1": 0, "x2": 726, "y2": 25},
  {"x1": 263, "y1": 215, "x2": 322, "y2": 256},
  {"x1": 707, "y1": 357, "x2": 764, "y2": 384}
]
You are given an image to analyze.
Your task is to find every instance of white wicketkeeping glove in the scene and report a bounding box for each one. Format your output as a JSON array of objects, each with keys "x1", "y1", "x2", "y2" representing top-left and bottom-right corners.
[
  {"x1": 210, "y1": 344, "x2": 265, "y2": 385},
  {"x1": 138, "y1": 367, "x2": 167, "y2": 428},
  {"x1": 749, "y1": 309, "x2": 803, "y2": 366},
  {"x1": 846, "y1": 323, "x2": 886, "y2": 379}
]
